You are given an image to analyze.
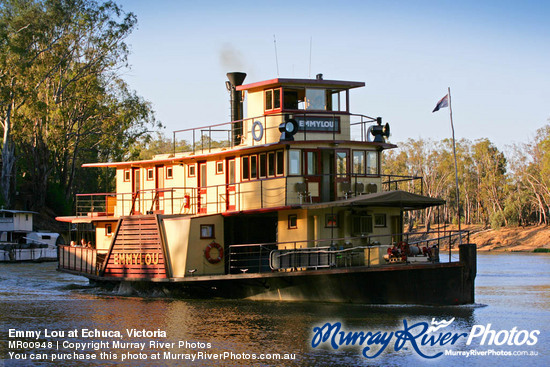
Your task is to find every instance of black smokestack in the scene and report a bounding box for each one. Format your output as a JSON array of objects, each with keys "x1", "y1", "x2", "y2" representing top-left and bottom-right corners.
[
  {"x1": 226, "y1": 72, "x2": 246, "y2": 145},
  {"x1": 227, "y1": 72, "x2": 246, "y2": 121}
]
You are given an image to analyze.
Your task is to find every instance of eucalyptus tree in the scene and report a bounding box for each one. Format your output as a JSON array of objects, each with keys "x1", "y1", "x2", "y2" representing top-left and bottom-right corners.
[{"x1": 0, "y1": 0, "x2": 157, "y2": 211}]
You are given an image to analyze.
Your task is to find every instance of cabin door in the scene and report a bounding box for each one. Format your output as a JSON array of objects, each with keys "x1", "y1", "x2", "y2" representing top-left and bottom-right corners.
[
  {"x1": 303, "y1": 149, "x2": 321, "y2": 202},
  {"x1": 131, "y1": 167, "x2": 141, "y2": 214},
  {"x1": 320, "y1": 149, "x2": 334, "y2": 202},
  {"x1": 391, "y1": 215, "x2": 403, "y2": 244},
  {"x1": 155, "y1": 165, "x2": 164, "y2": 213},
  {"x1": 225, "y1": 158, "x2": 236, "y2": 211},
  {"x1": 198, "y1": 161, "x2": 207, "y2": 214},
  {"x1": 334, "y1": 149, "x2": 351, "y2": 199}
]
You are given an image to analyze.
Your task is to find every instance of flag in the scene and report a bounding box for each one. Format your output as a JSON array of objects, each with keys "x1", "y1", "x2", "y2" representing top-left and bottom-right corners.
[{"x1": 432, "y1": 94, "x2": 449, "y2": 112}]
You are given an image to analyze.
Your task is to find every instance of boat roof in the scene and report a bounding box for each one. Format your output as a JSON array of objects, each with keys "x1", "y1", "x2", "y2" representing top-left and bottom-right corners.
[
  {"x1": 304, "y1": 190, "x2": 445, "y2": 210},
  {"x1": 237, "y1": 77, "x2": 365, "y2": 92},
  {"x1": 0, "y1": 209, "x2": 37, "y2": 214}
]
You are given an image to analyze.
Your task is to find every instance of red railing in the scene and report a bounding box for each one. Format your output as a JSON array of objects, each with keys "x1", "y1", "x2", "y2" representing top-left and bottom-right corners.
[{"x1": 75, "y1": 173, "x2": 424, "y2": 218}]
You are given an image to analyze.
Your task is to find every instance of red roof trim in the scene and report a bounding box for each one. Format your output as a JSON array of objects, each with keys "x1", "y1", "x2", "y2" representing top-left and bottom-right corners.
[{"x1": 236, "y1": 78, "x2": 365, "y2": 91}]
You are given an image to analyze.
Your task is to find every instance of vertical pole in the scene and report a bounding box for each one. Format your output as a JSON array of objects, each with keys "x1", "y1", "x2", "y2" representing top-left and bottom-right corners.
[{"x1": 448, "y1": 87, "x2": 462, "y2": 252}]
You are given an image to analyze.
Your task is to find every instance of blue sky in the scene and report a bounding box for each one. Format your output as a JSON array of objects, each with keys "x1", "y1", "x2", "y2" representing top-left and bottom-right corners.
[{"x1": 116, "y1": 0, "x2": 550, "y2": 149}]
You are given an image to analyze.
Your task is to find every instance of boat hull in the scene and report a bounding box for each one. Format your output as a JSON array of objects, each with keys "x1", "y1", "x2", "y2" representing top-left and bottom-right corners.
[{"x1": 78, "y1": 256, "x2": 475, "y2": 305}]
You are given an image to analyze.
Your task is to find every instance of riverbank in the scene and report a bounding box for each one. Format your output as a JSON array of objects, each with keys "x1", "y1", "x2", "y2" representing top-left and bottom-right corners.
[
  {"x1": 426, "y1": 224, "x2": 550, "y2": 252},
  {"x1": 415, "y1": 224, "x2": 550, "y2": 252},
  {"x1": 469, "y1": 225, "x2": 550, "y2": 252}
]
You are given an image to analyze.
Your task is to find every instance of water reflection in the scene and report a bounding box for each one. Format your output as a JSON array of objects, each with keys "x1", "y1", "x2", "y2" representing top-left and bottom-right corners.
[{"x1": 1, "y1": 254, "x2": 549, "y2": 366}]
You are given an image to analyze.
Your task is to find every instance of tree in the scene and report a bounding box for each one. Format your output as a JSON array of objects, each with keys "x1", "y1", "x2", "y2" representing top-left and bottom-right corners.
[{"x1": 0, "y1": 0, "x2": 158, "y2": 211}]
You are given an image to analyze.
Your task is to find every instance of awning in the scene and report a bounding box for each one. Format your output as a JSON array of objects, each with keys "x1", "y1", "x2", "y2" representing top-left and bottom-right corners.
[{"x1": 304, "y1": 190, "x2": 445, "y2": 210}]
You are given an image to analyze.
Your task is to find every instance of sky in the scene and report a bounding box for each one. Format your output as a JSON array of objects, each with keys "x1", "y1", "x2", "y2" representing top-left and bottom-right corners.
[{"x1": 115, "y1": 0, "x2": 550, "y2": 150}]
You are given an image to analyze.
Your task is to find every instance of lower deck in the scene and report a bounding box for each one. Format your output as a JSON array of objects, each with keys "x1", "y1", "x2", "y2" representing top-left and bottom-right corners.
[{"x1": 59, "y1": 254, "x2": 475, "y2": 305}]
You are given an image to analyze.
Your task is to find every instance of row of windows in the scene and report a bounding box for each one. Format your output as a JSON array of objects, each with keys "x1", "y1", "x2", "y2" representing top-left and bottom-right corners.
[
  {"x1": 122, "y1": 148, "x2": 378, "y2": 184},
  {"x1": 288, "y1": 149, "x2": 379, "y2": 176},
  {"x1": 287, "y1": 213, "x2": 386, "y2": 234},
  {"x1": 265, "y1": 87, "x2": 348, "y2": 113},
  {"x1": 242, "y1": 150, "x2": 285, "y2": 180},
  {"x1": 123, "y1": 167, "x2": 174, "y2": 182},
  {"x1": 122, "y1": 150, "x2": 285, "y2": 184}
]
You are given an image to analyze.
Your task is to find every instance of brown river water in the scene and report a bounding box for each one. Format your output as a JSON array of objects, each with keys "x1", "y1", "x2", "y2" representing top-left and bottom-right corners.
[{"x1": 1, "y1": 253, "x2": 549, "y2": 366}]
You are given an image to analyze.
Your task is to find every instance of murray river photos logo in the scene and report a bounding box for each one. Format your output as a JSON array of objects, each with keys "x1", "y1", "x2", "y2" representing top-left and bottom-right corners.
[{"x1": 311, "y1": 318, "x2": 540, "y2": 359}]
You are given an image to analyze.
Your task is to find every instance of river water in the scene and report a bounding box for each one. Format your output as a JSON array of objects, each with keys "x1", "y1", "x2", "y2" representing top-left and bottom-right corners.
[{"x1": 1, "y1": 253, "x2": 549, "y2": 366}]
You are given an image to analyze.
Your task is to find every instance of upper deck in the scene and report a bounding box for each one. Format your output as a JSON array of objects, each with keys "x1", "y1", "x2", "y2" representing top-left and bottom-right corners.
[
  {"x1": 171, "y1": 73, "x2": 392, "y2": 155},
  {"x1": 62, "y1": 74, "x2": 421, "y2": 223}
]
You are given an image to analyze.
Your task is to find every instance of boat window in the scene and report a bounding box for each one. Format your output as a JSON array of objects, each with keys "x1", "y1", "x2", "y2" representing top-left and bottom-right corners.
[
  {"x1": 259, "y1": 153, "x2": 267, "y2": 178},
  {"x1": 276, "y1": 150, "x2": 284, "y2": 175},
  {"x1": 166, "y1": 166, "x2": 173, "y2": 179},
  {"x1": 289, "y1": 150, "x2": 301, "y2": 175},
  {"x1": 250, "y1": 155, "x2": 257, "y2": 179},
  {"x1": 305, "y1": 151, "x2": 318, "y2": 175},
  {"x1": 283, "y1": 88, "x2": 305, "y2": 109},
  {"x1": 123, "y1": 169, "x2": 130, "y2": 182},
  {"x1": 265, "y1": 90, "x2": 272, "y2": 110},
  {"x1": 336, "y1": 151, "x2": 348, "y2": 176},
  {"x1": 353, "y1": 151, "x2": 365, "y2": 174},
  {"x1": 228, "y1": 159, "x2": 235, "y2": 184},
  {"x1": 282, "y1": 88, "x2": 347, "y2": 112},
  {"x1": 288, "y1": 214, "x2": 297, "y2": 229},
  {"x1": 274, "y1": 89, "x2": 281, "y2": 109},
  {"x1": 200, "y1": 224, "x2": 215, "y2": 239},
  {"x1": 374, "y1": 214, "x2": 386, "y2": 227},
  {"x1": 325, "y1": 214, "x2": 338, "y2": 228},
  {"x1": 147, "y1": 168, "x2": 154, "y2": 180},
  {"x1": 216, "y1": 161, "x2": 224, "y2": 175},
  {"x1": 327, "y1": 89, "x2": 347, "y2": 112},
  {"x1": 265, "y1": 88, "x2": 282, "y2": 112},
  {"x1": 242, "y1": 156, "x2": 250, "y2": 180},
  {"x1": 305, "y1": 89, "x2": 326, "y2": 110},
  {"x1": 199, "y1": 163, "x2": 207, "y2": 187},
  {"x1": 268, "y1": 152, "x2": 275, "y2": 177},
  {"x1": 367, "y1": 151, "x2": 378, "y2": 175},
  {"x1": 352, "y1": 214, "x2": 373, "y2": 235},
  {"x1": 188, "y1": 164, "x2": 196, "y2": 177}
]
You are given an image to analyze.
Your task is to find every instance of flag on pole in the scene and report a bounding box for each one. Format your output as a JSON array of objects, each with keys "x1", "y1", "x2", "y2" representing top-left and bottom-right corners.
[{"x1": 432, "y1": 94, "x2": 449, "y2": 112}]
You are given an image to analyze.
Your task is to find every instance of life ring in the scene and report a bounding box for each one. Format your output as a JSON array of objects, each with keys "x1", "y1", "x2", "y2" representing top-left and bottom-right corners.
[
  {"x1": 205, "y1": 242, "x2": 223, "y2": 264},
  {"x1": 252, "y1": 120, "x2": 264, "y2": 141}
]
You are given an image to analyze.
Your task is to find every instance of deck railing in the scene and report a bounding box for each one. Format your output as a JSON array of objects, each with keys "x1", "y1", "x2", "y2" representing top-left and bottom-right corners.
[
  {"x1": 57, "y1": 229, "x2": 468, "y2": 277},
  {"x1": 228, "y1": 230, "x2": 468, "y2": 274},
  {"x1": 58, "y1": 246, "x2": 106, "y2": 275},
  {"x1": 75, "y1": 173, "x2": 423, "y2": 218},
  {"x1": 172, "y1": 112, "x2": 379, "y2": 155}
]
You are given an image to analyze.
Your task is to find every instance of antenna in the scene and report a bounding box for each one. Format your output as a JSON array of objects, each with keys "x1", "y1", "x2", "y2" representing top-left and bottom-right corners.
[
  {"x1": 273, "y1": 35, "x2": 279, "y2": 77},
  {"x1": 309, "y1": 36, "x2": 312, "y2": 78}
]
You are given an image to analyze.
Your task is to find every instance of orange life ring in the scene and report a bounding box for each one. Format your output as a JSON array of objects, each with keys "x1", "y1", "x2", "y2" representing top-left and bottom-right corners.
[{"x1": 205, "y1": 242, "x2": 223, "y2": 264}]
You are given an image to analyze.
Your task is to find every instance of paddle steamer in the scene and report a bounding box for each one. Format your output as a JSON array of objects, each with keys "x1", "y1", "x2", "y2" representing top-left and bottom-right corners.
[{"x1": 57, "y1": 73, "x2": 476, "y2": 304}]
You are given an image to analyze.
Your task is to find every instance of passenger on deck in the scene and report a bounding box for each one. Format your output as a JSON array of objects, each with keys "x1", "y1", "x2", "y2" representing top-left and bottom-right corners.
[{"x1": 80, "y1": 239, "x2": 86, "y2": 247}]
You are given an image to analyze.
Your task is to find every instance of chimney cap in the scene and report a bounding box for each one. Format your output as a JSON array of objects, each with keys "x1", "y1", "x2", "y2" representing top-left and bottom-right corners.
[
  {"x1": 226, "y1": 72, "x2": 247, "y2": 87},
  {"x1": 316, "y1": 73, "x2": 323, "y2": 80}
]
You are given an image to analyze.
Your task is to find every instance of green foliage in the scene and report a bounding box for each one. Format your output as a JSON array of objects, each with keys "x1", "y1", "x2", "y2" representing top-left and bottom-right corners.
[
  {"x1": 0, "y1": 0, "x2": 160, "y2": 211},
  {"x1": 46, "y1": 182, "x2": 72, "y2": 216},
  {"x1": 490, "y1": 211, "x2": 505, "y2": 229},
  {"x1": 383, "y1": 131, "x2": 550, "y2": 228}
]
